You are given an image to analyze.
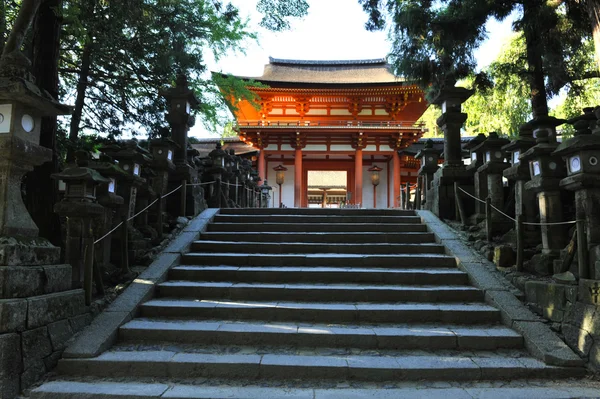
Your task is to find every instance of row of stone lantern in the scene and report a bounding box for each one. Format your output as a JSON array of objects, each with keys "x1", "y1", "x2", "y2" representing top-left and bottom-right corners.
[
  {"x1": 417, "y1": 86, "x2": 600, "y2": 299},
  {"x1": 205, "y1": 142, "x2": 272, "y2": 208}
]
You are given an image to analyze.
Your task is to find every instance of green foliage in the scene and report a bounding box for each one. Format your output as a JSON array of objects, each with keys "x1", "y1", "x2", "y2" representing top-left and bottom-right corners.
[
  {"x1": 461, "y1": 34, "x2": 531, "y2": 138},
  {"x1": 417, "y1": 106, "x2": 442, "y2": 138},
  {"x1": 221, "y1": 121, "x2": 238, "y2": 138},
  {"x1": 552, "y1": 78, "x2": 600, "y2": 137},
  {"x1": 59, "y1": 0, "x2": 255, "y2": 139},
  {"x1": 256, "y1": 0, "x2": 309, "y2": 31},
  {"x1": 358, "y1": 0, "x2": 593, "y2": 107}
]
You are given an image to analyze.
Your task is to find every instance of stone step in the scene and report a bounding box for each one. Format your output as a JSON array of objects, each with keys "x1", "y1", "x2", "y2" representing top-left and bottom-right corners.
[
  {"x1": 29, "y1": 379, "x2": 600, "y2": 399},
  {"x1": 56, "y1": 348, "x2": 581, "y2": 381},
  {"x1": 156, "y1": 281, "x2": 483, "y2": 302},
  {"x1": 139, "y1": 299, "x2": 500, "y2": 324},
  {"x1": 214, "y1": 215, "x2": 423, "y2": 224},
  {"x1": 190, "y1": 241, "x2": 446, "y2": 255},
  {"x1": 119, "y1": 319, "x2": 524, "y2": 350},
  {"x1": 200, "y1": 231, "x2": 436, "y2": 244},
  {"x1": 168, "y1": 265, "x2": 470, "y2": 285},
  {"x1": 208, "y1": 222, "x2": 428, "y2": 233},
  {"x1": 180, "y1": 253, "x2": 456, "y2": 268},
  {"x1": 219, "y1": 208, "x2": 418, "y2": 216}
]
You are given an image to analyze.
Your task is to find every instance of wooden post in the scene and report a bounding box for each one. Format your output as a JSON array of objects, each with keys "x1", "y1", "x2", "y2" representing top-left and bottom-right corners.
[
  {"x1": 120, "y1": 215, "x2": 130, "y2": 274},
  {"x1": 92, "y1": 257, "x2": 105, "y2": 296},
  {"x1": 486, "y1": 197, "x2": 493, "y2": 241},
  {"x1": 454, "y1": 182, "x2": 467, "y2": 225},
  {"x1": 400, "y1": 189, "x2": 405, "y2": 210},
  {"x1": 82, "y1": 219, "x2": 94, "y2": 306},
  {"x1": 156, "y1": 194, "x2": 164, "y2": 237},
  {"x1": 577, "y1": 219, "x2": 589, "y2": 279},
  {"x1": 180, "y1": 180, "x2": 188, "y2": 216},
  {"x1": 415, "y1": 177, "x2": 422, "y2": 210},
  {"x1": 516, "y1": 214, "x2": 524, "y2": 271},
  {"x1": 405, "y1": 182, "x2": 410, "y2": 210}
]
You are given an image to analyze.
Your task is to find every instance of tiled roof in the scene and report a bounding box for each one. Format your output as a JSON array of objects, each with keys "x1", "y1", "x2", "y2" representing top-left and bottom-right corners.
[{"x1": 238, "y1": 57, "x2": 403, "y2": 85}]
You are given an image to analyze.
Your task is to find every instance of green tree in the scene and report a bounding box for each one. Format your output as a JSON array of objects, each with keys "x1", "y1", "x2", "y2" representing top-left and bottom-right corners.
[
  {"x1": 461, "y1": 34, "x2": 531, "y2": 138},
  {"x1": 417, "y1": 106, "x2": 442, "y2": 138},
  {"x1": 358, "y1": 0, "x2": 593, "y2": 119}
]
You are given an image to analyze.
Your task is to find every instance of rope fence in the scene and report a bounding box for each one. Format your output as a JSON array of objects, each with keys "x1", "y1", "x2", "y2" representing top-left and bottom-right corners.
[
  {"x1": 94, "y1": 183, "x2": 184, "y2": 245},
  {"x1": 455, "y1": 184, "x2": 587, "y2": 274}
]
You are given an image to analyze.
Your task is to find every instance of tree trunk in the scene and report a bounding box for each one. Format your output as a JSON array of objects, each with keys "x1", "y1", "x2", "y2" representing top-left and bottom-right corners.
[
  {"x1": 25, "y1": 0, "x2": 63, "y2": 244},
  {"x1": 67, "y1": 40, "x2": 92, "y2": 161},
  {"x1": 2, "y1": 0, "x2": 42, "y2": 56},
  {"x1": 522, "y1": 1, "x2": 549, "y2": 118},
  {"x1": 586, "y1": 0, "x2": 600, "y2": 71}
]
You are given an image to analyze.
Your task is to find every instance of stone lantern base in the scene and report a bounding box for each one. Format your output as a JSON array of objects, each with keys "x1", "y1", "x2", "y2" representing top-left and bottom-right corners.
[
  {"x1": 168, "y1": 164, "x2": 206, "y2": 217},
  {"x1": 429, "y1": 165, "x2": 474, "y2": 220}
]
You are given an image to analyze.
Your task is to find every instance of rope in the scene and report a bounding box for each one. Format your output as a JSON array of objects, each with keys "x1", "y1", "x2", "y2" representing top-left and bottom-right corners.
[
  {"x1": 186, "y1": 181, "x2": 216, "y2": 187},
  {"x1": 523, "y1": 220, "x2": 583, "y2": 226},
  {"x1": 94, "y1": 222, "x2": 123, "y2": 245},
  {"x1": 490, "y1": 203, "x2": 516, "y2": 223},
  {"x1": 457, "y1": 186, "x2": 486, "y2": 204},
  {"x1": 222, "y1": 181, "x2": 242, "y2": 187},
  {"x1": 94, "y1": 184, "x2": 182, "y2": 245},
  {"x1": 456, "y1": 185, "x2": 581, "y2": 227}
]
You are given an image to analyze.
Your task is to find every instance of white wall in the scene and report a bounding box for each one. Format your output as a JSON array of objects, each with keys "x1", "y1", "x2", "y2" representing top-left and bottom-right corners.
[{"x1": 266, "y1": 165, "x2": 295, "y2": 208}]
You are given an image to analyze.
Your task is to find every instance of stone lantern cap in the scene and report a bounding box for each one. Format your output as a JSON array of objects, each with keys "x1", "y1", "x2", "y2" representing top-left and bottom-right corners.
[
  {"x1": 521, "y1": 129, "x2": 566, "y2": 192},
  {"x1": 431, "y1": 85, "x2": 474, "y2": 109},
  {"x1": 475, "y1": 133, "x2": 511, "y2": 174},
  {"x1": 472, "y1": 132, "x2": 510, "y2": 152},
  {"x1": 463, "y1": 133, "x2": 487, "y2": 151},
  {"x1": 554, "y1": 134, "x2": 600, "y2": 189},
  {"x1": 159, "y1": 73, "x2": 200, "y2": 110},
  {"x1": 51, "y1": 164, "x2": 109, "y2": 186},
  {"x1": 0, "y1": 71, "x2": 71, "y2": 117},
  {"x1": 554, "y1": 134, "x2": 600, "y2": 156},
  {"x1": 415, "y1": 139, "x2": 441, "y2": 159},
  {"x1": 566, "y1": 107, "x2": 596, "y2": 136},
  {"x1": 89, "y1": 155, "x2": 130, "y2": 179},
  {"x1": 51, "y1": 152, "x2": 110, "y2": 206}
]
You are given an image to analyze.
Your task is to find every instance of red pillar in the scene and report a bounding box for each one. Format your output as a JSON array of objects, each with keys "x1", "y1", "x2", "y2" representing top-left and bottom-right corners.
[
  {"x1": 393, "y1": 151, "x2": 401, "y2": 208},
  {"x1": 294, "y1": 148, "x2": 302, "y2": 207},
  {"x1": 258, "y1": 149, "x2": 265, "y2": 185},
  {"x1": 354, "y1": 148, "x2": 363, "y2": 207}
]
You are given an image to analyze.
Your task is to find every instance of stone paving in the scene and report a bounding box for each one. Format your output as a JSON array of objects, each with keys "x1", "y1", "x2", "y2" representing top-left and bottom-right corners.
[{"x1": 28, "y1": 208, "x2": 600, "y2": 398}]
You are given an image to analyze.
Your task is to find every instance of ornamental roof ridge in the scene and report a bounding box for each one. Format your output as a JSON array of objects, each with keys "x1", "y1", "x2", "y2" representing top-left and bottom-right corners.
[{"x1": 268, "y1": 57, "x2": 387, "y2": 66}]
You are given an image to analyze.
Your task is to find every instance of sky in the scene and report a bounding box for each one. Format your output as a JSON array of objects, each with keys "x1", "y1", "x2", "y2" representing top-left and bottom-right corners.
[{"x1": 192, "y1": 0, "x2": 516, "y2": 138}]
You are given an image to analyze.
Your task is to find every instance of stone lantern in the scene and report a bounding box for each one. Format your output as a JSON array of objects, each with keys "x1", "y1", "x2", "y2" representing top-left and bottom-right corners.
[
  {"x1": 260, "y1": 179, "x2": 273, "y2": 208},
  {"x1": 461, "y1": 133, "x2": 488, "y2": 222},
  {"x1": 52, "y1": 152, "x2": 108, "y2": 301},
  {"x1": 149, "y1": 128, "x2": 179, "y2": 237},
  {"x1": 159, "y1": 72, "x2": 203, "y2": 217},
  {"x1": 474, "y1": 132, "x2": 511, "y2": 232},
  {"x1": 0, "y1": 56, "x2": 71, "y2": 263},
  {"x1": 227, "y1": 149, "x2": 242, "y2": 207},
  {"x1": 415, "y1": 139, "x2": 441, "y2": 209},
  {"x1": 554, "y1": 107, "x2": 600, "y2": 295},
  {"x1": 520, "y1": 116, "x2": 568, "y2": 273},
  {"x1": 429, "y1": 83, "x2": 475, "y2": 219},
  {"x1": 240, "y1": 158, "x2": 252, "y2": 208},
  {"x1": 464, "y1": 133, "x2": 487, "y2": 171},
  {"x1": 503, "y1": 122, "x2": 539, "y2": 245},
  {"x1": 206, "y1": 143, "x2": 228, "y2": 207},
  {"x1": 88, "y1": 154, "x2": 126, "y2": 270},
  {"x1": 100, "y1": 142, "x2": 148, "y2": 264}
]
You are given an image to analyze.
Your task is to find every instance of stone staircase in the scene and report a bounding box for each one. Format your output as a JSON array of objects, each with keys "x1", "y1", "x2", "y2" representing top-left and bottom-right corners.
[{"x1": 31, "y1": 208, "x2": 589, "y2": 398}]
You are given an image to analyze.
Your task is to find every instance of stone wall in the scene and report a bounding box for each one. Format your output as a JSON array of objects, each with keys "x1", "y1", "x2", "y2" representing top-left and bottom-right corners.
[
  {"x1": 0, "y1": 264, "x2": 88, "y2": 399},
  {"x1": 504, "y1": 275, "x2": 600, "y2": 369}
]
